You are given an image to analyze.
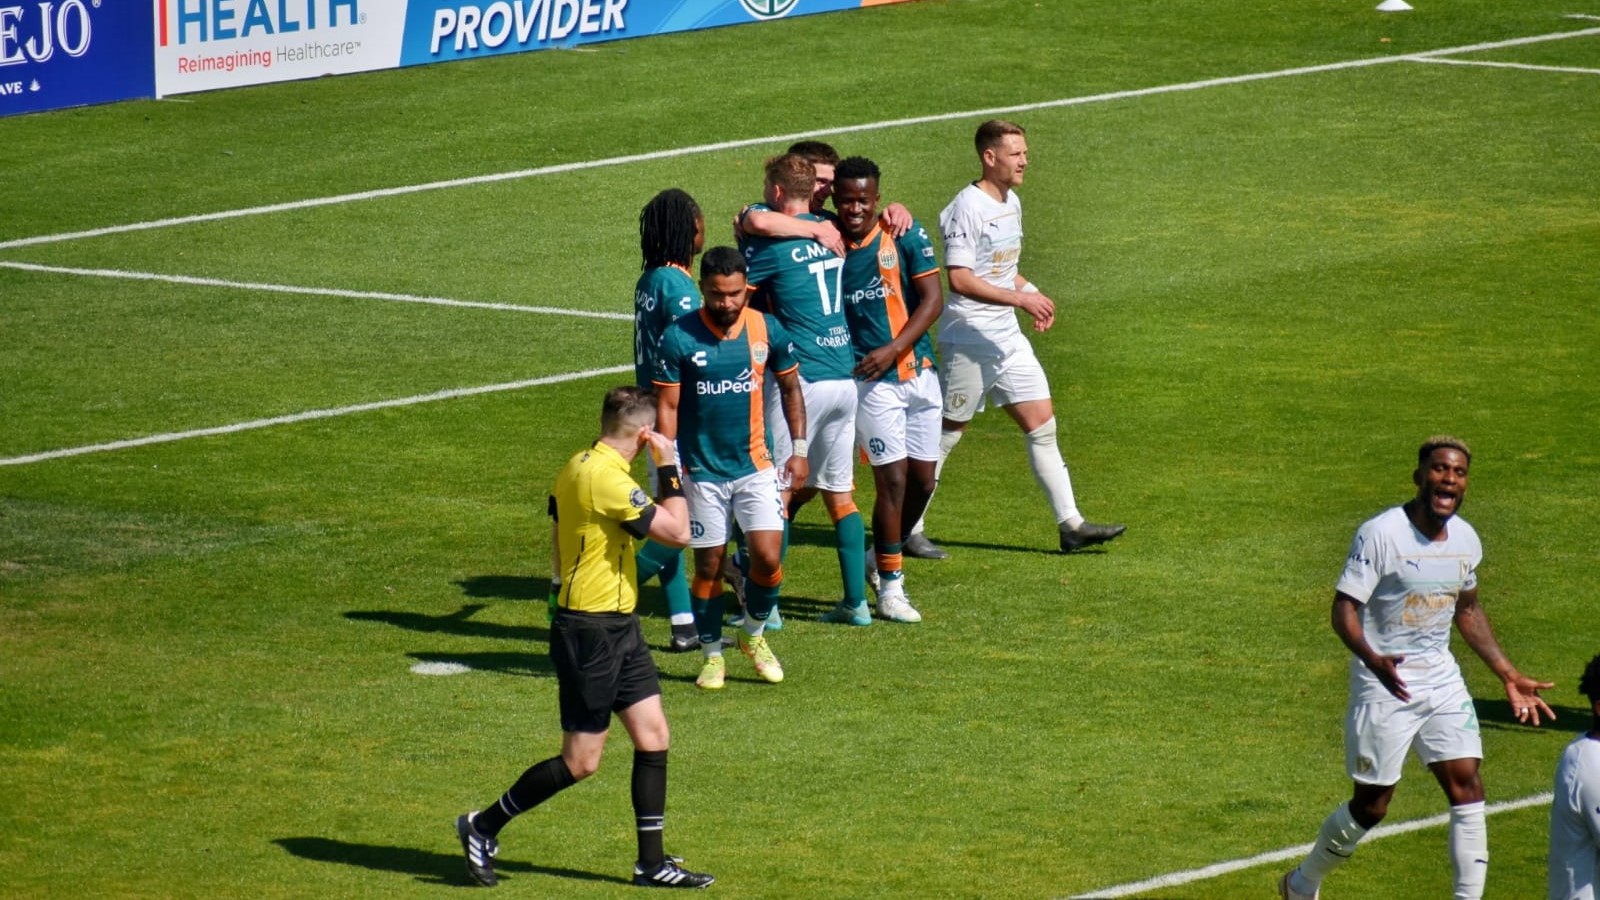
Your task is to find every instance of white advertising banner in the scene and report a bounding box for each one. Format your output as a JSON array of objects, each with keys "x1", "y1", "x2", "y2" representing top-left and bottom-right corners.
[{"x1": 153, "y1": 0, "x2": 406, "y2": 96}]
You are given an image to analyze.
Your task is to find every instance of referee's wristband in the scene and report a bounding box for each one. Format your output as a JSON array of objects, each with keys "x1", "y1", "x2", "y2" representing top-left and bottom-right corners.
[
  {"x1": 790, "y1": 438, "x2": 809, "y2": 459},
  {"x1": 655, "y1": 464, "x2": 685, "y2": 500}
]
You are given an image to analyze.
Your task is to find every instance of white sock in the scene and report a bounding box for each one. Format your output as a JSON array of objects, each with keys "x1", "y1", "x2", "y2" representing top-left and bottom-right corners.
[
  {"x1": 910, "y1": 428, "x2": 964, "y2": 536},
  {"x1": 1295, "y1": 802, "x2": 1368, "y2": 891},
  {"x1": 1025, "y1": 418, "x2": 1079, "y2": 525},
  {"x1": 1449, "y1": 801, "x2": 1488, "y2": 900}
]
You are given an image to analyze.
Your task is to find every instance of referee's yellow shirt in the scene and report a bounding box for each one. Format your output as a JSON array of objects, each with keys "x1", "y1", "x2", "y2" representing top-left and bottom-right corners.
[{"x1": 550, "y1": 441, "x2": 653, "y2": 614}]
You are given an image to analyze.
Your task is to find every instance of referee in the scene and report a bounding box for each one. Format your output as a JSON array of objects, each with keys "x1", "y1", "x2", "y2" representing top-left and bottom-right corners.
[{"x1": 456, "y1": 386, "x2": 714, "y2": 890}]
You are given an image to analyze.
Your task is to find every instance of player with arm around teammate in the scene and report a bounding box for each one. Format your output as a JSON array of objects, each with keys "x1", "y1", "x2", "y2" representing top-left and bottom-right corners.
[
  {"x1": 1279, "y1": 436, "x2": 1554, "y2": 900},
  {"x1": 741, "y1": 153, "x2": 873, "y2": 627},
  {"x1": 910, "y1": 119, "x2": 1124, "y2": 557},
  {"x1": 456, "y1": 386, "x2": 712, "y2": 890},
  {"x1": 821, "y1": 155, "x2": 943, "y2": 625},
  {"x1": 653, "y1": 246, "x2": 807, "y2": 691},
  {"x1": 1550, "y1": 653, "x2": 1600, "y2": 900}
]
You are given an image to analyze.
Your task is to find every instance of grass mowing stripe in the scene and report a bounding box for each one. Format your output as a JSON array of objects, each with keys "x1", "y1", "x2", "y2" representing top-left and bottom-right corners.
[
  {"x1": 0, "y1": 365, "x2": 631, "y2": 468},
  {"x1": 0, "y1": 261, "x2": 632, "y2": 321},
  {"x1": 1065, "y1": 792, "x2": 1555, "y2": 899},
  {"x1": 1411, "y1": 57, "x2": 1600, "y2": 75},
  {"x1": 3, "y1": 25, "x2": 1596, "y2": 253}
]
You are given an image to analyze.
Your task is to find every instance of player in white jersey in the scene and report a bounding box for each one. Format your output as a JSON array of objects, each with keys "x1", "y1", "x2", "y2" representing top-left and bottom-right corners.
[
  {"x1": 1280, "y1": 436, "x2": 1555, "y2": 900},
  {"x1": 1550, "y1": 653, "x2": 1600, "y2": 900},
  {"x1": 909, "y1": 119, "x2": 1124, "y2": 557}
]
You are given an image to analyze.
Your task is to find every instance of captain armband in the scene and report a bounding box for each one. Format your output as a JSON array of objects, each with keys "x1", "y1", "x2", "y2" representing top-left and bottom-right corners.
[{"x1": 655, "y1": 464, "x2": 685, "y2": 500}]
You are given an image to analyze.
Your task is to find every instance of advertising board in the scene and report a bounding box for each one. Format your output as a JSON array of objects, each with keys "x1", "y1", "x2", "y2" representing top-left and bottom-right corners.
[{"x1": 0, "y1": 0, "x2": 155, "y2": 117}]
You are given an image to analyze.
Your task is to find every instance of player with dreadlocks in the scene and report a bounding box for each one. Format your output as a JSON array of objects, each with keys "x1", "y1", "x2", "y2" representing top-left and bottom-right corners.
[
  {"x1": 1550, "y1": 653, "x2": 1599, "y2": 899},
  {"x1": 628, "y1": 188, "x2": 705, "y2": 652}
]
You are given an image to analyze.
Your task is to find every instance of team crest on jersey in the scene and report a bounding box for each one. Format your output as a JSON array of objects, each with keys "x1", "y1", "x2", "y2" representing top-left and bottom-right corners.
[
  {"x1": 629, "y1": 488, "x2": 648, "y2": 509},
  {"x1": 751, "y1": 341, "x2": 769, "y2": 365},
  {"x1": 879, "y1": 247, "x2": 897, "y2": 269}
]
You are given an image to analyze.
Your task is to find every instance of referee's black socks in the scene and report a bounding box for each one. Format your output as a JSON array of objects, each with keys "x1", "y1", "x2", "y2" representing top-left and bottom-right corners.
[
  {"x1": 475, "y1": 755, "x2": 577, "y2": 838},
  {"x1": 632, "y1": 749, "x2": 668, "y2": 870}
]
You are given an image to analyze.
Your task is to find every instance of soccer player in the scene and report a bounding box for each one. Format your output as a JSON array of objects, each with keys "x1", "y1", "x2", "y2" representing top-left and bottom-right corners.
[
  {"x1": 741, "y1": 153, "x2": 872, "y2": 625},
  {"x1": 632, "y1": 188, "x2": 705, "y2": 652},
  {"x1": 1550, "y1": 653, "x2": 1600, "y2": 900},
  {"x1": 823, "y1": 155, "x2": 943, "y2": 626},
  {"x1": 456, "y1": 386, "x2": 713, "y2": 890},
  {"x1": 910, "y1": 119, "x2": 1124, "y2": 556},
  {"x1": 1278, "y1": 436, "x2": 1554, "y2": 900},
  {"x1": 653, "y1": 246, "x2": 807, "y2": 691}
]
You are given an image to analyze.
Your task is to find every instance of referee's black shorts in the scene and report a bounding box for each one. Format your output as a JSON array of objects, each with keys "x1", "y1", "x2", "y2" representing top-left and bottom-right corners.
[{"x1": 550, "y1": 610, "x2": 661, "y2": 734}]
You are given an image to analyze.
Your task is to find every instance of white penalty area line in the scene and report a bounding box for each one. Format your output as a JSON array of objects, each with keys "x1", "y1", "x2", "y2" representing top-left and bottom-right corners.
[
  {"x1": 1066, "y1": 792, "x2": 1553, "y2": 899},
  {"x1": 3, "y1": 25, "x2": 1599, "y2": 252},
  {"x1": 1410, "y1": 56, "x2": 1600, "y2": 76},
  {"x1": 0, "y1": 261, "x2": 630, "y2": 321},
  {"x1": 0, "y1": 365, "x2": 632, "y2": 467}
]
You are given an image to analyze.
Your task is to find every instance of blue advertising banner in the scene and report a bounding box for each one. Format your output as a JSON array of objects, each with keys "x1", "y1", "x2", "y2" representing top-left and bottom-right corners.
[
  {"x1": 398, "y1": 0, "x2": 912, "y2": 68},
  {"x1": 0, "y1": 0, "x2": 155, "y2": 116}
]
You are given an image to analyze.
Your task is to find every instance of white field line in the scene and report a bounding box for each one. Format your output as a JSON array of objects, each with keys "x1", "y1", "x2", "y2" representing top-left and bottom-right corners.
[
  {"x1": 0, "y1": 261, "x2": 631, "y2": 321},
  {"x1": 1411, "y1": 56, "x2": 1600, "y2": 75},
  {"x1": 1066, "y1": 792, "x2": 1554, "y2": 899},
  {"x1": 0, "y1": 365, "x2": 632, "y2": 467},
  {"x1": 2, "y1": 25, "x2": 1598, "y2": 252},
  {"x1": 1565, "y1": 13, "x2": 1600, "y2": 21}
]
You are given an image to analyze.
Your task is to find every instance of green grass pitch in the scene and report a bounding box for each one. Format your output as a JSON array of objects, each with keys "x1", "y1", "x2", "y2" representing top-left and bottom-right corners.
[{"x1": 2, "y1": 1, "x2": 1598, "y2": 897}]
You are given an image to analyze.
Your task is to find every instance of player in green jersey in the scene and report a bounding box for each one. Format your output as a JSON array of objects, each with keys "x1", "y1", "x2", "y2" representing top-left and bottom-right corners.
[
  {"x1": 825, "y1": 156, "x2": 944, "y2": 625},
  {"x1": 631, "y1": 189, "x2": 705, "y2": 652},
  {"x1": 654, "y1": 247, "x2": 808, "y2": 689}
]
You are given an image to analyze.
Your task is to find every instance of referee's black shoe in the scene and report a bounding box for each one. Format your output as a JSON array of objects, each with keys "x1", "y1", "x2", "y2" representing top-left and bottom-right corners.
[
  {"x1": 456, "y1": 812, "x2": 499, "y2": 887},
  {"x1": 633, "y1": 857, "x2": 715, "y2": 889},
  {"x1": 1059, "y1": 521, "x2": 1126, "y2": 552}
]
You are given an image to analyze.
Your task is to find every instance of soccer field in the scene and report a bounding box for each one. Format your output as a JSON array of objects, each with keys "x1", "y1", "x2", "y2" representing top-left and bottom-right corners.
[{"x1": 3, "y1": 2, "x2": 1598, "y2": 897}]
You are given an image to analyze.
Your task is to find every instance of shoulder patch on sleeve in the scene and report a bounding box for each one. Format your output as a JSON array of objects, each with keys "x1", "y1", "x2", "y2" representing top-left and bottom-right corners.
[{"x1": 629, "y1": 487, "x2": 649, "y2": 509}]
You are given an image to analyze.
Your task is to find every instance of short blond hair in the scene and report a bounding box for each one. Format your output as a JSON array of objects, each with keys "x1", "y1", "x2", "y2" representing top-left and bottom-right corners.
[{"x1": 1417, "y1": 435, "x2": 1471, "y2": 466}]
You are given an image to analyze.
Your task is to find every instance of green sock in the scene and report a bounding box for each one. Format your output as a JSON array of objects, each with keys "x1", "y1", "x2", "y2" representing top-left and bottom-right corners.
[
  {"x1": 834, "y1": 511, "x2": 867, "y2": 604},
  {"x1": 635, "y1": 539, "x2": 679, "y2": 582}
]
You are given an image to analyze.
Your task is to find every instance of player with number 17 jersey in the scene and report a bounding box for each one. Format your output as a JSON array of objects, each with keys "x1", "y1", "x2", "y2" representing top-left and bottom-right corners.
[
  {"x1": 741, "y1": 208, "x2": 853, "y2": 382},
  {"x1": 653, "y1": 307, "x2": 798, "y2": 484}
]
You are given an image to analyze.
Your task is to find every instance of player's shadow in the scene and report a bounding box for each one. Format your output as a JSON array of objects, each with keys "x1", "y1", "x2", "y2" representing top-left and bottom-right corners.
[
  {"x1": 272, "y1": 836, "x2": 629, "y2": 887},
  {"x1": 407, "y1": 650, "x2": 555, "y2": 678},
  {"x1": 344, "y1": 603, "x2": 547, "y2": 643},
  {"x1": 1476, "y1": 697, "x2": 1592, "y2": 732}
]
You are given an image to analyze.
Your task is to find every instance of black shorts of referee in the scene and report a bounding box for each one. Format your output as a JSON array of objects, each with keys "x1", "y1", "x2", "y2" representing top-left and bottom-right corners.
[{"x1": 550, "y1": 609, "x2": 662, "y2": 734}]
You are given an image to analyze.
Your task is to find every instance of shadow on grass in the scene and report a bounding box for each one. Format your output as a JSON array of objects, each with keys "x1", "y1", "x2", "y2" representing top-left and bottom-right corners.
[
  {"x1": 1477, "y1": 697, "x2": 1592, "y2": 733},
  {"x1": 455, "y1": 574, "x2": 548, "y2": 601},
  {"x1": 344, "y1": 604, "x2": 547, "y2": 642},
  {"x1": 272, "y1": 836, "x2": 629, "y2": 887},
  {"x1": 408, "y1": 650, "x2": 555, "y2": 678}
]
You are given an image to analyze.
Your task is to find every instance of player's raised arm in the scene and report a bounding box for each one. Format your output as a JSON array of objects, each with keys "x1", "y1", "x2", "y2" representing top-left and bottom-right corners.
[
  {"x1": 738, "y1": 206, "x2": 845, "y2": 257},
  {"x1": 1453, "y1": 587, "x2": 1555, "y2": 725}
]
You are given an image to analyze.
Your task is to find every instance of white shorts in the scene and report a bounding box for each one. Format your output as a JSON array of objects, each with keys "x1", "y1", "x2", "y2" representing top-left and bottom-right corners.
[
  {"x1": 1344, "y1": 677, "x2": 1482, "y2": 785},
  {"x1": 765, "y1": 375, "x2": 858, "y2": 493},
  {"x1": 684, "y1": 469, "x2": 786, "y2": 549},
  {"x1": 856, "y1": 369, "x2": 943, "y2": 466},
  {"x1": 937, "y1": 334, "x2": 1051, "y2": 423}
]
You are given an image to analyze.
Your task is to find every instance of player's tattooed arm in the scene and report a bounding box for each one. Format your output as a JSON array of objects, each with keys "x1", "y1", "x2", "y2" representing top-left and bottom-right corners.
[
  {"x1": 774, "y1": 366, "x2": 809, "y2": 488},
  {"x1": 1332, "y1": 593, "x2": 1409, "y2": 702},
  {"x1": 1455, "y1": 588, "x2": 1555, "y2": 725}
]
